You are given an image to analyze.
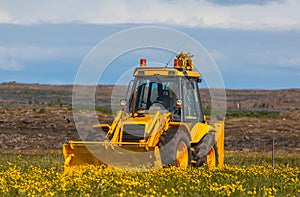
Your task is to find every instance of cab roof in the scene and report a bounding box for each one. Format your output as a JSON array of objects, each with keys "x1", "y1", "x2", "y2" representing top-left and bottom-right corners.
[{"x1": 133, "y1": 67, "x2": 201, "y2": 78}]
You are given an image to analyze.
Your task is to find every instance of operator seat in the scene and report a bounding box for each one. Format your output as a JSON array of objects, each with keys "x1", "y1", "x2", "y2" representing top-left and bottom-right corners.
[{"x1": 148, "y1": 94, "x2": 170, "y2": 113}]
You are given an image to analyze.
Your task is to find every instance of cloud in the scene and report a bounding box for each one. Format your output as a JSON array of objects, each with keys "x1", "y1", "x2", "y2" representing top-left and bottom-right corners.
[
  {"x1": 0, "y1": 45, "x2": 88, "y2": 62},
  {"x1": 209, "y1": 49, "x2": 227, "y2": 62},
  {"x1": 279, "y1": 57, "x2": 300, "y2": 68},
  {"x1": 0, "y1": 9, "x2": 14, "y2": 23},
  {"x1": 206, "y1": 0, "x2": 284, "y2": 6},
  {"x1": 0, "y1": 59, "x2": 24, "y2": 71},
  {"x1": 0, "y1": 0, "x2": 299, "y2": 30}
]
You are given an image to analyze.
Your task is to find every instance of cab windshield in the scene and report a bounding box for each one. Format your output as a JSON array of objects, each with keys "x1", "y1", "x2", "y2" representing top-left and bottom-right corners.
[
  {"x1": 127, "y1": 75, "x2": 204, "y2": 122},
  {"x1": 129, "y1": 76, "x2": 180, "y2": 113}
]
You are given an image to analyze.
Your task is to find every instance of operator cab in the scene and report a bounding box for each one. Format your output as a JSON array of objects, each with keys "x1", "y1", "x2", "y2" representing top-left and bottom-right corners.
[{"x1": 122, "y1": 52, "x2": 205, "y2": 123}]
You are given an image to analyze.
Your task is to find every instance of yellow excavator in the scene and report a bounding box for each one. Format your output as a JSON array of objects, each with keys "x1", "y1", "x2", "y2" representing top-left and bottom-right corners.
[{"x1": 63, "y1": 52, "x2": 224, "y2": 169}]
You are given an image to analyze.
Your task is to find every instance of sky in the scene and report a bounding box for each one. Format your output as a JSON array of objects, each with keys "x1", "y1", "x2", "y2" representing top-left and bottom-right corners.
[{"x1": 0, "y1": 0, "x2": 299, "y2": 89}]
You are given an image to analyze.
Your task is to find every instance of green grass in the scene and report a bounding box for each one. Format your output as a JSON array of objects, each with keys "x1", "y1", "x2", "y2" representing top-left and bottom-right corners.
[
  {"x1": 0, "y1": 150, "x2": 299, "y2": 196},
  {"x1": 226, "y1": 110, "x2": 280, "y2": 118},
  {"x1": 95, "y1": 106, "x2": 113, "y2": 114},
  {"x1": 0, "y1": 150, "x2": 299, "y2": 171},
  {"x1": 0, "y1": 150, "x2": 64, "y2": 171},
  {"x1": 203, "y1": 109, "x2": 280, "y2": 118},
  {"x1": 225, "y1": 151, "x2": 300, "y2": 167}
]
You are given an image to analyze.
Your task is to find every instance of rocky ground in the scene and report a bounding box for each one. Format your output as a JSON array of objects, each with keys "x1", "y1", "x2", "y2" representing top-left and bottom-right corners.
[{"x1": 0, "y1": 82, "x2": 299, "y2": 153}]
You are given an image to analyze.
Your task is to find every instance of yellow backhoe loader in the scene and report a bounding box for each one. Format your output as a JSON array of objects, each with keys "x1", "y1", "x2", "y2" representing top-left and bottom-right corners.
[{"x1": 63, "y1": 52, "x2": 224, "y2": 169}]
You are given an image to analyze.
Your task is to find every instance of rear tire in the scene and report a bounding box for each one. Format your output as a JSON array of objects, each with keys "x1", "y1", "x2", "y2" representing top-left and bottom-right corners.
[
  {"x1": 192, "y1": 132, "x2": 219, "y2": 167},
  {"x1": 159, "y1": 128, "x2": 191, "y2": 167}
]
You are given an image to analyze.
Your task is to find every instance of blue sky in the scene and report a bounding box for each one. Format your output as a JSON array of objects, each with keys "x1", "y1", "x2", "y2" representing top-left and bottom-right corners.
[{"x1": 0, "y1": 0, "x2": 299, "y2": 89}]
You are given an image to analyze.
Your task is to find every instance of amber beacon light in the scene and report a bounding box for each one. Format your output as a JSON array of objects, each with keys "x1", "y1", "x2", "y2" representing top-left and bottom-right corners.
[{"x1": 140, "y1": 58, "x2": 147, "y2": 67}]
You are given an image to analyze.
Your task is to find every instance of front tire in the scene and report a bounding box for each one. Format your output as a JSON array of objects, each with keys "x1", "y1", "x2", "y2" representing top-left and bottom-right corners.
[
  {"x1": 192, "y1": 132, "x2": 219, "y2": 167},
  {"x1": 159, "y1": 128, "x2": 191, "y2": 167}
]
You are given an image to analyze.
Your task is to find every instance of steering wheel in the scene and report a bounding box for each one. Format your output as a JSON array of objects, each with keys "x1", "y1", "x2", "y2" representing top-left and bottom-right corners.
[{"x1": 152, "y1": 100, "x2": 167, "y2": 109}]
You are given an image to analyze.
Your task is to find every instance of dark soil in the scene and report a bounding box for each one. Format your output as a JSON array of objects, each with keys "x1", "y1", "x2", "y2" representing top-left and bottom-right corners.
[{"x1": 0, "y1": 82, "x2": 299, "y2": 153}]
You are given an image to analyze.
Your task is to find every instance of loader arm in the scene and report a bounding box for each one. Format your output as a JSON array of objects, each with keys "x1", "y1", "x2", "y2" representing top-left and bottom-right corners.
[{"x1": 146, "y1": 111, "x2": 172, "y2": 147}]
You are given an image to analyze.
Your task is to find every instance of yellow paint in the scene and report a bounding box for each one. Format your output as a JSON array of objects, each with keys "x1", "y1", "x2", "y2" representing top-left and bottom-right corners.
[
  {"x1": 133, "y1": 68, "x2": 200, "y2": 78},
  {"x1": 190, "y1": 123, "x2": 213, "y2": 143},
  {"x1": 214, "y1": 121, "x2": 225, "y2": 167},
  {"x1": 206, "y1": 147, "x2": 216, "y2": 168}
]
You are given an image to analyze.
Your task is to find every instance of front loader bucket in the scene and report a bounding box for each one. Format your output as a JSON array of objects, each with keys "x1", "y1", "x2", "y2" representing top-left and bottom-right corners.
[
  {"x1": 63, "y1": 144, "x2": 104, "y2": 167},
  {"x1": 63, "y1": 142, "x2": 162, "y2": 170}
]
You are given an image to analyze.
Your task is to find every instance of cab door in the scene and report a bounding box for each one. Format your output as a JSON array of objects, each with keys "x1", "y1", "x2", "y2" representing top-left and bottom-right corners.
[{"x1": 182, "y1": 78, "x2": 204, "y2": 123}]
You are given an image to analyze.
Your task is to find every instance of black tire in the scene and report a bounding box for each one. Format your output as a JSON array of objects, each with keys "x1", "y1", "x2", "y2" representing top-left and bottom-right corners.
[
  {"x1": 192, "y1": 132, "x2": 219, "y2": 167},
  {"x1": 158, "y1": 128, "x2": 191, "y2": 167}
]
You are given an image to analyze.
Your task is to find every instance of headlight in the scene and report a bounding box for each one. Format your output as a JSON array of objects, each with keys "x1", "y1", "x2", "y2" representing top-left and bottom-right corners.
[{"x1": 120, "y1": 99, "x2": 127, "y2": 109}]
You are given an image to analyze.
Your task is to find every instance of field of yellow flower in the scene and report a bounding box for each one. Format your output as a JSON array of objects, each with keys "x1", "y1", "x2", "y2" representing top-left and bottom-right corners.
[{"x1": 0, "y1": 151, "x2": 299, "y2": 197}]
